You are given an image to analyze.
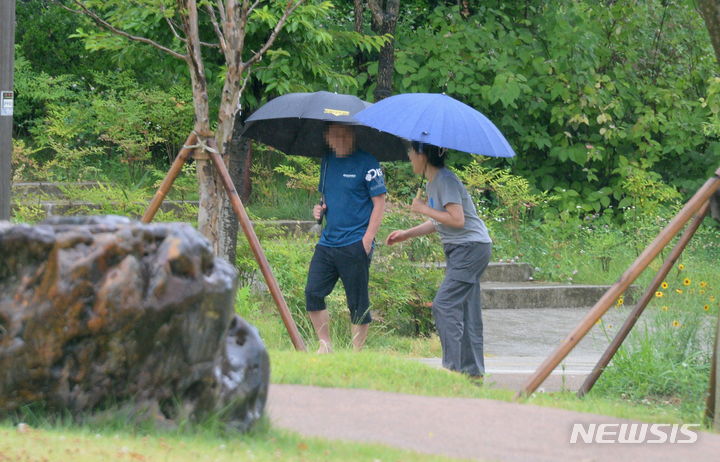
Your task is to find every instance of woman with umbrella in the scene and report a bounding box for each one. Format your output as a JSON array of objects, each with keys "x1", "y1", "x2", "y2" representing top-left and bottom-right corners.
[
  {"x1": 385, "y1": 141, "x2": 491, "y2": 378},
  {"x1": 355, "y1": 93, "x2": 515, "y2": 378}
]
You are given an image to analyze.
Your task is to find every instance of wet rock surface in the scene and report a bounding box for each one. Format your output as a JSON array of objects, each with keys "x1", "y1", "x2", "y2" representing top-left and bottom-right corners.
[{"x1": 0, "y1": 216, "x2": 269, "y2": 431}]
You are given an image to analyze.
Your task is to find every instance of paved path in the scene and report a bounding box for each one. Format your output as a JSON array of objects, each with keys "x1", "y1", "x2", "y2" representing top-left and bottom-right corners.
[
  {"x1": 417, "y1": 355, "x2": 596, "y2": 392},
  {"x1": 267, "y1": 384, "x2": 720, "y2": 462}
]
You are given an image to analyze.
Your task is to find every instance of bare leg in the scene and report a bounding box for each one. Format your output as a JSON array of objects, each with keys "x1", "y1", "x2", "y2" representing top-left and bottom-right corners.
[
  {"x1": 309, "y1": 310, "x2": 332, "y2": 353},
  {"x1": 351, "y1": 324, "x2": 369, "y2": 351}
]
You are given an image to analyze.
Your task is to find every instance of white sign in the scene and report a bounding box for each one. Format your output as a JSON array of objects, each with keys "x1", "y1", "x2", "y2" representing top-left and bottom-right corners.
[{"x1": 1, "y1": 91, "x2": 13, "y2": 116}]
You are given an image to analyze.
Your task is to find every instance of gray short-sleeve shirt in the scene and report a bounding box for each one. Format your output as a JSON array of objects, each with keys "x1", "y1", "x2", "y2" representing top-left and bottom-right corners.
[{"x1": 426, "y1": 168, "x2": 492, "y2": 245}]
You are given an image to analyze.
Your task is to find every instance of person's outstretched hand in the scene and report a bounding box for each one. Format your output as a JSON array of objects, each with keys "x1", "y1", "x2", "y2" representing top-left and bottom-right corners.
[{"x1": 386, "y1": 230, "x2": 408, "y2": 246}]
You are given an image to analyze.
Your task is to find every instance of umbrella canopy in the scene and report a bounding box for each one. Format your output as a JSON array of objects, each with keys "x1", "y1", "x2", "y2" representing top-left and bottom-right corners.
[
  {"x1": 241, "y1": 91, "x2": 407, "y2": 161},
  {"x1": 354, "y1": 93, "x2": 515, "y2": 158}
]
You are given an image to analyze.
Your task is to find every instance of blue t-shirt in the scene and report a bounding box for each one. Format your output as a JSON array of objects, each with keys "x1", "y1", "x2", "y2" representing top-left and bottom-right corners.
[{"x1": 318, "y1": 150, "x2": 386, "y2": 247}]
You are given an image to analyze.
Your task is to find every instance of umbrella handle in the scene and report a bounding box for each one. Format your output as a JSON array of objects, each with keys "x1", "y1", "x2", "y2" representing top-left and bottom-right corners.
[{"x1": 317, "y1": 198, "x2": 325, "y2": 225}]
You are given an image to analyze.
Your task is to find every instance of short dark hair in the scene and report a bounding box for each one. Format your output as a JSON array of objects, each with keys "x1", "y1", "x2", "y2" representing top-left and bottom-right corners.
[{"x1": 411, "y1": 141, "x2": 445, "y2": 167}]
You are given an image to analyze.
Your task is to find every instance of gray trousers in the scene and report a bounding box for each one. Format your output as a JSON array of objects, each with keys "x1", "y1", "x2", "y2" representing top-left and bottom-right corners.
[{"x1": 432, "y1": 242, "x2": 492, "y2": 377}]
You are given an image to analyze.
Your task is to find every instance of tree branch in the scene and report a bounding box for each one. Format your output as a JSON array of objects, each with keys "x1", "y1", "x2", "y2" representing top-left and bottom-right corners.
[
  {"x1": 58, "y1": 0, "x2": 188, "y2": 60},
  {"x1": 367, "y1": 0, "x2": 385, "y2": 28},
  {"x1": 246, "y1": 0, "x2": 262, "y2": 17},
  {"x1": 206, "y1": 2, "x2": 227, "y2": 53}
]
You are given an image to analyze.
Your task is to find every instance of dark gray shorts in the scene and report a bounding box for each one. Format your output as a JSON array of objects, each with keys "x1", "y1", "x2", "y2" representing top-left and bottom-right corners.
[{"x1": 304, "y1": 241, "x2": 372, "y2": 324}]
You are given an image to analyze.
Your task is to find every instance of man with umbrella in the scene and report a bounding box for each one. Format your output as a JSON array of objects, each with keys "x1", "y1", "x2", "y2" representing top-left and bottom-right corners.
[
  {"x1": 242, "y1": 92, "x2": 401, "y2": 353},
  {"x1": 306, "y1": 123, "x2": 386, "y2": 353}
]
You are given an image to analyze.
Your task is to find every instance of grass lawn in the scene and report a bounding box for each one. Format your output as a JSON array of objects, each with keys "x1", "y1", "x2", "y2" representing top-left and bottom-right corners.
[
  {"x1": 0, "y1": 420, "x2": 464, "y2": 462},
  {"x1": 269, "y1": 349, "x2": 704, "y2": 425}
]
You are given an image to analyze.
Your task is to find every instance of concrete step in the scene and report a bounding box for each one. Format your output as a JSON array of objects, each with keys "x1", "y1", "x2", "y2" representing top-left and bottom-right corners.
[
  {"x1": 11, "y1": 200, "x2": 199, "y2": 220},
  {"x1": 12, "y1": 181, "x2": 100, "y2": 197},
  {"x1": 426, "y1": 261, "x2": 534, "y2": 283},
  {"x1": 482, "y1": 281, "x2": 634, "y2": 310}
]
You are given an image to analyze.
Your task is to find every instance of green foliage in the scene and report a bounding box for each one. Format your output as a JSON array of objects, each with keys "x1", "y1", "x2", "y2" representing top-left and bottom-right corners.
[
  {"x1": 16, "y1": 0, "x2": 116, "y2": 79},
  {"x1": 247, "y1": 1, "x2": 387, "y2": 100},
  {"x1": 616, "y1": 162, "x2": 683, "y2": 253},
  {"x1": 10, "y1": 139, "x2": 41, "y2": 182},
  {"x1": 12, "y1": 50, "x2": 81, "y2": 138},
  {"x1": 454, "y1": 159, "x2": 557, "y2": 241},
  {"x1": 56, "y1": 182, "x2": 198, "y2": 222},
  {"x1": 391, "y1": 2, "x2": 719, "y2": 214},
  {"x1": 21, "y1": 66, "x2": 194, "y2": 184},
  {"x1": 247, "y1": 149, "x2": 318, "y2": 219},
  {"x1": 273, "y1": 155, "x2": 321, "y2": 193}
]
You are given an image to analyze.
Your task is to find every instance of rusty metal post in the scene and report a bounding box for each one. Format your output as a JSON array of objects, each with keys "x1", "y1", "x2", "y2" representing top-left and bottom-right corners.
[
  {"x1": 141, "y1": 132, "x2": 197, "y2": 223},
  {"x1": 577, "y1": 201, "x2": 710, "y2": 397},
  {"x1": 516, "y1": 169, "x2": 720, "y2": 399},
  {"x1": 206, "y1": 140, "x2": 306, "y2": 352}
]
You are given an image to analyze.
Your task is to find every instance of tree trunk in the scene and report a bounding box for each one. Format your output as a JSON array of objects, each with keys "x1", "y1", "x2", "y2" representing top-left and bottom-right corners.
[
  {"x1": 228, "y1": 120, "x2": 253, "y2": 204},
  {"x1": 698, "y1": 0, "x2": 720, "y2": 63},
  {"x1": 354, "y1": 0, "x2": 363, "y2": 33},
  {"x1": 177, "y1": 1, "x2": 225, "y2": 257},
  {"x1": 218, "y1": 121, "x2": 254, "y2": 265},
  {"x1": 368, "y1": 0, "x2": 400, "y2": 101},
  {"x1": 353, "y1": 0, "x2": 368, "y2": 77}
]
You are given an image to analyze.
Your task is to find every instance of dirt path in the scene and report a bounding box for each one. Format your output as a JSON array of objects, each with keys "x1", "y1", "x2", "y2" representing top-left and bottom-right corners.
[{"x1": 267, "y1": 384, "x2": 720, "y2": 462}]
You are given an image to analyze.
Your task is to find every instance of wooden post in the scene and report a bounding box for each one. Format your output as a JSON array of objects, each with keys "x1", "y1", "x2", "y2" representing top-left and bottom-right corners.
[
  {"x1": 577, "y1": 201, "x2": 710, "y2": 397},
  {"x1": 207, "y1": 140, "x2": 306, "y2": 351},
  {"x1": 141, "y1": 132, "x2": 197, "y2": 223},
  {"x1": 516, "y1": 169, "x2": 720, "y2": 399},
  {"x1": 142, "y1": 133, "x2": 307, "y2": 351}
]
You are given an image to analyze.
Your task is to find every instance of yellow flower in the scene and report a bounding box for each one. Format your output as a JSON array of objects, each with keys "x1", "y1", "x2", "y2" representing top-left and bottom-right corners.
[
  {"x1": 683, "y1": 278, "x2": 691, "y2": 286},
  {"x1": 595, "y1": 319, "x2": 602, "y2": 325},
  {"x1": 699, "y1": 289, "x2": 706, "y2": 295},
  {"x1": 678, "y1": 264, "x2": 685, "y2": 270},
  {"x1": 711, "y1": 296, "x2": 716, "y2": 302},
  {"x1": 616, "y1": 297, "x2": 624, "y2": 306},
  {"x1": 655, "y1": 291, "x2": 664, "y2": 298},
  {"x1": 661, "y1": 305, "x2": 669, "y2": 311},
  {"x1": 675, "y1": 289, "x2": 683, "y2": 294},
  {"x1": 672, "y1": 320, "x2": 681, "y2": 328},
  {"x1": 704, "y1": 305, "x2": 710, "y2": 312},
  {"x1": 661, "y1": 281, "x2": 669, "y2": 289},
  {"x1": 700, "y1": 281, "x2": 708, "y2": 288}
]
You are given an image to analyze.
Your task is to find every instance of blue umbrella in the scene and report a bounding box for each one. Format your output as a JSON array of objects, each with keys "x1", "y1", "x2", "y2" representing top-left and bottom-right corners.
[{"x1": 354, "y1": 93, "x2": 515, "y2": 158}]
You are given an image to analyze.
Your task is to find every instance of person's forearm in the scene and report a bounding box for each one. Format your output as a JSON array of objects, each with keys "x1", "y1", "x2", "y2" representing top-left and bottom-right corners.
[
  {"x1": 364, "y1": 196, "x2": 385, "y2": 242},
  {"x1": 420, "y1": 206, "x2": 464, "y2": 228},
  {"x1": 406, "y1": 220, "x2": 436, "y2": 238}
]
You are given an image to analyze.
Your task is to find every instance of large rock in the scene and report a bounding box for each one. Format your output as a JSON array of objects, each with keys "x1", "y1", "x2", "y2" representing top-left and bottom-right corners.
[{"x1": 0, "y1": 216, "x2": 269, "y2": 431}]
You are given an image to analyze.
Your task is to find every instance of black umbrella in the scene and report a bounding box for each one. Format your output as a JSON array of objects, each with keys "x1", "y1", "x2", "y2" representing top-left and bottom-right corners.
[{"x1": 241, "y1": 91, "x2": 407, "y2": 161}]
